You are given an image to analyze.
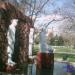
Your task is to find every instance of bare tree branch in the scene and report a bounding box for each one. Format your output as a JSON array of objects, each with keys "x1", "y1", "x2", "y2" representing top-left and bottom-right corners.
[
  {"x1": 39, "y1": 16, "x2": 70, "y2": 29},
  {"x1": 31, "y1": 0, "x2": 36, "y2": 20},
  {"x1": 35, "y1": 0, "x2": 50, "y2": 16}
]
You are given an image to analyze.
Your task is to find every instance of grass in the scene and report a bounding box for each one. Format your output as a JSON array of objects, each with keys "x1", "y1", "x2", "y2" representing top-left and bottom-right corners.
[
  {"x1": 33, "y1": 44, "x2": 39, "y2": 55},
  {"x1": 53, "y1": 46, "x2": 75, "y2": 62},
  {"x1": 33, "y1": 44, "x2": 75, "y2": 62},
  {"x1": 53, "y1": 46, "x2": 75, "y2": 53}
]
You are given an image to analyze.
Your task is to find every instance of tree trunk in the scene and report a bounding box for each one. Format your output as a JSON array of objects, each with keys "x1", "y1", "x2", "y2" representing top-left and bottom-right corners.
[
  {"x1": 12, "y1": 19, "x2": 33, "y2": 64},
  {"x1": 0, "y1": 2, "x2": 33, "y2": 67},
  {"x1": 0, "y1": 9, "x2": 9, "y2": 70},
  {"x1": 0, "y1": 29, "x2": 8, "y2": 70}
]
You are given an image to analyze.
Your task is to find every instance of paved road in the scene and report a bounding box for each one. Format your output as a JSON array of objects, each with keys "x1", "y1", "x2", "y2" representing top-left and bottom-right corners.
[
  {"x1": 31, "y1": 62, "x2": 68, "y2": 75},
  {"x1": 0, "y1": 62, "x2": 73, "y2": 75},
  {"x1": 53, "y1": 62, "x2": 67, "y2": 75}
]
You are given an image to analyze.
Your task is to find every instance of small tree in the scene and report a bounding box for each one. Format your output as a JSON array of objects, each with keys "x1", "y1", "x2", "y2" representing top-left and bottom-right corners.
[{"x1": 50, "y1": 35, "x2": 64, "y2": 46}]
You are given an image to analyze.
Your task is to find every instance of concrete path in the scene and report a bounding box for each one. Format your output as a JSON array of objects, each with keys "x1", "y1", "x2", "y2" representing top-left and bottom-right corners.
[
  {"x1": 0, "y1": 62, "x2": 73, "y2": 75},
  {"x1": 53, "y1": 62, "x2": 67, "y2": 75}
]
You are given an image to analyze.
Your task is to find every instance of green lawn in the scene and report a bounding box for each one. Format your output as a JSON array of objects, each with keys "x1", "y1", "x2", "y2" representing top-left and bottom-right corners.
[
  {"x1": 53, "y1": 46, "x2": 75, "y2": 62},
  {"x1": 53, "y1": 46, "x2": 75, "y2": 53},
  {"x1": 33, "y1": 45, "x2": 75, "y2": 62},
  {"x1": 33, "y1": 44, "x2": 39, "y2": 55}
]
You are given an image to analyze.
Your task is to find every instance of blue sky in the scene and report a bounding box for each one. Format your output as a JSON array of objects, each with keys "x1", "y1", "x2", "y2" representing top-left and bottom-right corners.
[
  {"x1": 44, "y1": 0, "x2": 75, "y2": 17},
  {"x1": 16, "y1": 0, "x2": 75, "y2": 17}
]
